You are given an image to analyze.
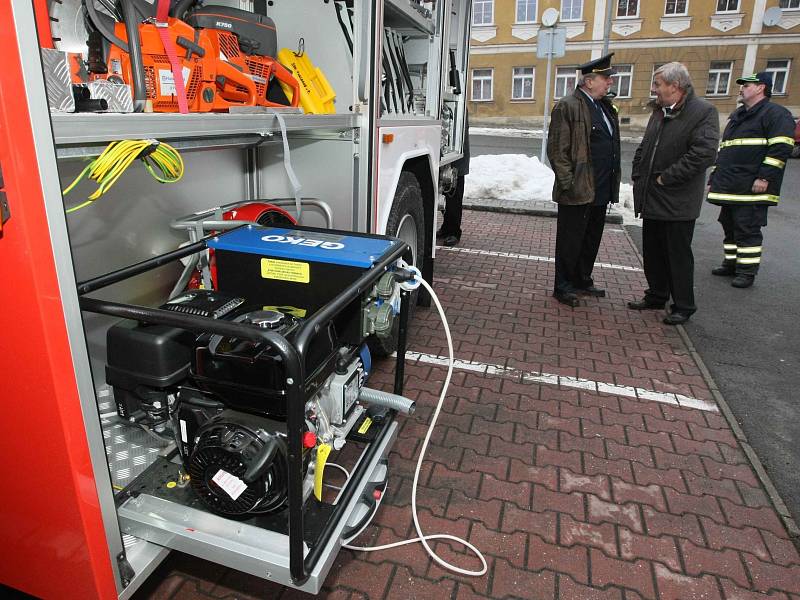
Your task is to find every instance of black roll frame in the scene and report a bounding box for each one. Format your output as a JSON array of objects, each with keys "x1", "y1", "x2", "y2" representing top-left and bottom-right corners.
[{"x1": 77, "y1": 226, "x2": 410, "y2": 585}]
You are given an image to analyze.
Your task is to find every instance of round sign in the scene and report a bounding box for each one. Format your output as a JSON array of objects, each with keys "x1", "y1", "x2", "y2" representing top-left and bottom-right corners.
[{"x1": 542, "y1": 8, "x2": 559, "y2": 27}]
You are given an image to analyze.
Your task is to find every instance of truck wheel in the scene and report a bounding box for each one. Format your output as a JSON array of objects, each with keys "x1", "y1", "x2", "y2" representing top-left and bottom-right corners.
[{"x1": 370, "y1": 172, "x2": 425, "y2": 357}]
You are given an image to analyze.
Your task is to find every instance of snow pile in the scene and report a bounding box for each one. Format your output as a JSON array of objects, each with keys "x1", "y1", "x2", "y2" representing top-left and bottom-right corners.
[
  {"x1": 464, "y1": 154, "x2": 554, "y2": 202},
  {"x1": 472, "y1": 127, "x2": 544, "y2": 138},
  {"x1": 616, "y1": 183, "x2": 638, "y2": 225},
  {"x1": 464, "y1": 153, "x2": 640, "y2": 225}
]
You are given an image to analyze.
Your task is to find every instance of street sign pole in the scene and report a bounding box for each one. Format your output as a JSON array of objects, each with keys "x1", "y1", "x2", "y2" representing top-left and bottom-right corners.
[
  {"x1": 541, "y1": 48, "x2": 553, "y2": 164},
  {"x1": 538, "y1": 26, "x2": 565, "y2": 165}
]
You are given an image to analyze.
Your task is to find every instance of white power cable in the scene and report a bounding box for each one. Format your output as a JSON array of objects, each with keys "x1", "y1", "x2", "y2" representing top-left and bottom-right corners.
[
  {"x1": 343, "y1": 274, "x2": 488, "y2": 577},
  {"x1": 327, "y1": 463, "x2": 351, "y2": 480},
  {"x1": 323, "y1": 463, "x2": 352, "y2": 493}
]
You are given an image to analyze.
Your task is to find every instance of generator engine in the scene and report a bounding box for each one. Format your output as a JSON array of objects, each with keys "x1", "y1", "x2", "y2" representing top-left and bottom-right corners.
[
  {"x1": 107, "y1": 291, "x2": 374, "y2": 517},
  {"x1": 105, "y1": 225, "x2": 406, "y2": 519}
]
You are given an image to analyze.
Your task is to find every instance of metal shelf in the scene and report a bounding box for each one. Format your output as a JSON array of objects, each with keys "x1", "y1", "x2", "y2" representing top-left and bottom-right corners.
[
  {"x1": 51, "y1": 112, "x2": 358, "y2": 158},
  {"x1": 384, "y1": 0, "x2": 435, "y2": 35}
]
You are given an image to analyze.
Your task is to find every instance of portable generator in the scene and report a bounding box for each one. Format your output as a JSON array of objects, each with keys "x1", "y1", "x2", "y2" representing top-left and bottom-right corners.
[{"x1": 82, "y1": 224, "x2": 414, "y2": 592}]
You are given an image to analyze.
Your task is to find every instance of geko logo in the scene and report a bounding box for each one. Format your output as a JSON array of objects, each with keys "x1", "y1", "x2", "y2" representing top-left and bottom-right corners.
[{"x1": 261, "y1": 235, "x2": 344, "y2": 250}]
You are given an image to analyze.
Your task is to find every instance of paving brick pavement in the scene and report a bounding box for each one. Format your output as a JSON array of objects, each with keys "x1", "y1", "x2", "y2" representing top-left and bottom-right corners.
[{"x1": 133, "y1": 210, "x2": 800, "y2": 600}]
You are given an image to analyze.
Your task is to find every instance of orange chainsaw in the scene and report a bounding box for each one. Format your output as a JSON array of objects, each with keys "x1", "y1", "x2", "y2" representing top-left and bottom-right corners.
[
  {"x1": 104, "y1": 16, "x2": 258, "y2": 112},
  {"x1": 183, "y1": 6, "x2": 301, "y2": 109},
  {"x1": 83, "y1": 0, "x2": 298, "y2": 112}
]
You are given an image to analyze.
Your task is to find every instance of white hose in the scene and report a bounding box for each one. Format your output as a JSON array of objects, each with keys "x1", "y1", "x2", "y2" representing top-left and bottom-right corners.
[{"x1": 343, "y1": 276, "x2": 488, "y2": 577}]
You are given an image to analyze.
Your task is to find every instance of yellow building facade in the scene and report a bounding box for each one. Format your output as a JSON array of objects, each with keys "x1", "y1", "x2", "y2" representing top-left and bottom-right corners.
[{"x1": 468, "y1": 0, "x2": 800, "y2": 127}]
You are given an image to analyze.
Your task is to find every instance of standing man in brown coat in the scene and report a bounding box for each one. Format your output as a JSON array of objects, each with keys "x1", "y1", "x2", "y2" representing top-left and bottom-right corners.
[{"x1": 547, "y1": 54, "x2": 621, "y2": 307}]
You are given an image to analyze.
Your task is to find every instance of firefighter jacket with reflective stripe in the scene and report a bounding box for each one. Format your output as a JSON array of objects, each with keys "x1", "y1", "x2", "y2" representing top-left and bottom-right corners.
[{"x1": 707, "y1": 98, "x2": 795, "y2": 206}]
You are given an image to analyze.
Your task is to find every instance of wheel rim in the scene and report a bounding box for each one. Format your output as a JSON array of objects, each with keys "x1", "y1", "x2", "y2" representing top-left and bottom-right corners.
[{"x1": 395, "y1": 213, "x2": 419, "y2": 266}]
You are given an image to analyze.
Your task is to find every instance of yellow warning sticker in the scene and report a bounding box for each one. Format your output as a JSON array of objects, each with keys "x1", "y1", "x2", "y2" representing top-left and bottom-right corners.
[
  {"x1": 358, "y1": 417, "x2": 373, "y2": 434},
  {"x1": 261, "y1": 258, "x2": 309, "y2": 283},
  {"x1": 263, "y1": 305, "x2": 308, "y2": 318}
]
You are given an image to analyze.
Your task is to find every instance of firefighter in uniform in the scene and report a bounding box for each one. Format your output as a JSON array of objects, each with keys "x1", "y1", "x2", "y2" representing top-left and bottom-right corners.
[{"x1": 707, "y1": 72, "x2": 796, "y2": 288}]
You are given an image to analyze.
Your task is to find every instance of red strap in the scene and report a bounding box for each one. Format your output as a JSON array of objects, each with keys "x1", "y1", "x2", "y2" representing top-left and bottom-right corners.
[{"x1": 156, "y1": 0, "x2": 189, "y2": 113}]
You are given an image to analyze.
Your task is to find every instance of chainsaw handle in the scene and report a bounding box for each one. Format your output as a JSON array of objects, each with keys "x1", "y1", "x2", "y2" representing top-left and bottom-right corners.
[
  {"x1": 272, "y1": 61, "x2": 301, "y2": 108},
  {"x1": 176, "y1": 35, "x2": 205, "y2": 58},
  {"x1": 216, "y1": 60, "x2": 257, "y2": 106}
]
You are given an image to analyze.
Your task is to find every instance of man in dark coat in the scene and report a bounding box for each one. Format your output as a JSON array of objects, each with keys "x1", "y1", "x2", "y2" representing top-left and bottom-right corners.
[
  {"x1": 547, "y1": 53, "x2": 621, "y2": 308},
  {"x1": 630, "y1": 62, "x2": 719, "y2": 325},
  {"x1": 706, "y1": 72, "x2": 796, "y2": 288}
]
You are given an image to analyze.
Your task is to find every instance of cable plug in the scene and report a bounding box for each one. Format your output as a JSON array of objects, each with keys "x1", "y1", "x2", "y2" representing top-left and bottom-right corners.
[
  {"x1": 137, "y1": 139, "x2": 161, "y2": 159},
  {"x1": 394, "y1": 260, "x2": 422, "y2": 291}
]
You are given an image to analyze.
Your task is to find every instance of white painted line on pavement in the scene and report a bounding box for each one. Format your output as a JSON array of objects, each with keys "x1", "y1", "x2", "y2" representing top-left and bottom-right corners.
[
  {"x1": 437, "y1": 246, "x2": 643, "y2": 272},
  {"x1": 407, "y1": 351, "x2": 719, "y2": 413}
]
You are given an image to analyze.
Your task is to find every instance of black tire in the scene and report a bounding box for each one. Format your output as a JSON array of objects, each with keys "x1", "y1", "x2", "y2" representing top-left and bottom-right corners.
[{"x1": 369, "y1": 171, "x2": 425, "y2": 357}]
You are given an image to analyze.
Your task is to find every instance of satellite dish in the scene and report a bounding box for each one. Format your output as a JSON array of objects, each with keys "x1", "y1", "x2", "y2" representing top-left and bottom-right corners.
[
  {"x1": 763, "y1": 7, "x2": 782, "y2": 27},
  {"x1": 542, "y1": 8, "x2": 559, "y2": 27}
]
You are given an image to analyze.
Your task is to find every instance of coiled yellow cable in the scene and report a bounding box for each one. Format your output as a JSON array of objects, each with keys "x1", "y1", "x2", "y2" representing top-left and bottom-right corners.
[{"x1": 63, "y1": 139, "x2": 184, "y2": 214}]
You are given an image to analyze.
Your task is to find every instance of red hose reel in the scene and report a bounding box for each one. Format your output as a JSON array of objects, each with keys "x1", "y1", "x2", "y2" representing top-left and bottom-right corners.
[{"x1": 189, "y1": 202, "x2": 296, "y2": 289}]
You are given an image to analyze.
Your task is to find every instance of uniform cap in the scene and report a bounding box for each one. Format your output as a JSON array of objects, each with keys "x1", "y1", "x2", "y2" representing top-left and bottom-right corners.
[
  {"x1": 579, "y1": 53, "x2": 616, "y2": 76},
  {"x1": 735, "y1": 71, "x2": 773, "y2": 96}
]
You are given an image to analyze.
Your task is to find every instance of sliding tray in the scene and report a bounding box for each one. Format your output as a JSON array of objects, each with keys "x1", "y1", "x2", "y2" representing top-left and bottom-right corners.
[{"x1": 78, "y1": 224, "x2": 412, "y2": 592}]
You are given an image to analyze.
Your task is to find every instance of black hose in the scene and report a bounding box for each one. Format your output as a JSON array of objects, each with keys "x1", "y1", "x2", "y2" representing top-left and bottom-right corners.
[
  {"x1": 75, "y1": 98, "x2": 109, "y2": 112},
  {"x1": 119, "y1": 0, "x2": 147, "y2": 112},
  {"x1": 130, "y1": 0, "x2": 157, "y2": 20},
  {"x1": 171, "y1": 0, "x2": 197, "y2": 20},
  {"x1": 84, "y1": 0, "x2": 129, "y2": 52}
]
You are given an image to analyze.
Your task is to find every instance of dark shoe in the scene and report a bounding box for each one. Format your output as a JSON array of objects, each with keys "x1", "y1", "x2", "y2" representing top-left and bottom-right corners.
[
  {"x1": 553, "y1": 291, "x2": 579, "y2": 308},
  {"x1": 627, "y1": 299, "x2": 666, "y2": 310},
  {"x1": 711, "y1": 265, "x2": 735, "y2": 277},
  {"x1": 442, "y1": 235, "x2": 460, "y2": 247},
  {"x1": 436, "y1": 227, "x2": 446, "y2": 238},
  {"x1": 576, "y1": 285, "x2": 606, "y2": 297},
  {"x1": 663, "y1": 312, "x2": 690, "y2": 325},
  {"x1": 731, "y1": 274, "x2": 755, "y2": 288}
]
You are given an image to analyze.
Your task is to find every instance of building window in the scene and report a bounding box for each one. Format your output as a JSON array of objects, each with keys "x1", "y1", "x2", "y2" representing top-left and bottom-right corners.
[
  {"x1": 715, "y1": 0, "x2": 739, "y2": 12},
  {"x1": 779, "y1": 0, "x2": 800, "y2": 9},
  {"x1": 561, "y1": 0, "x2": 583, "y2": 21},
  {"x1": 516, "y1": 0, "x2": 537, "y2": 23},
  {"x1": 706, "y1": 61, "x2": 733, "y2": 96},
  {"x1": 473, "y1": 0, "x2": 494, "y2": 25},
  {"x1": 617, "y1": 0, "x2": 639, "y2": 18},
  {"x1": 765, "y1": 59, "x2": 791, "y2": 95},
  {"x1": 611, "y1": 65, "x2": 633, "y2": 98},
  {"x1": 471, "y1": 68, "x2": 493, "y2": 101},
  {"x1": 664, "y1": 0, "x2": 688, "y2": 15},
  {"x1": 555, "y1": 66, "x2": 578, "y2": 98},
  {"x1": 512, "y1": 67, "x2": 535, "y2": 99}
]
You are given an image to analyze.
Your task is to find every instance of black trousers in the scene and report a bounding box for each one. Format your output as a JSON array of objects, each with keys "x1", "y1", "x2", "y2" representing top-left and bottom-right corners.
[
  {"x1": 717, "y1": 205, "x2": 768, "y2": 275},
  {"x1": 642, "y1": 219, "x2": 696, "y2": 315},
  {"x1": 554, "y1": 203, "x2": 607, "y2": 294},
  {"x1": 440, "y1": 175, "x2": 465, "y2": 239}
]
